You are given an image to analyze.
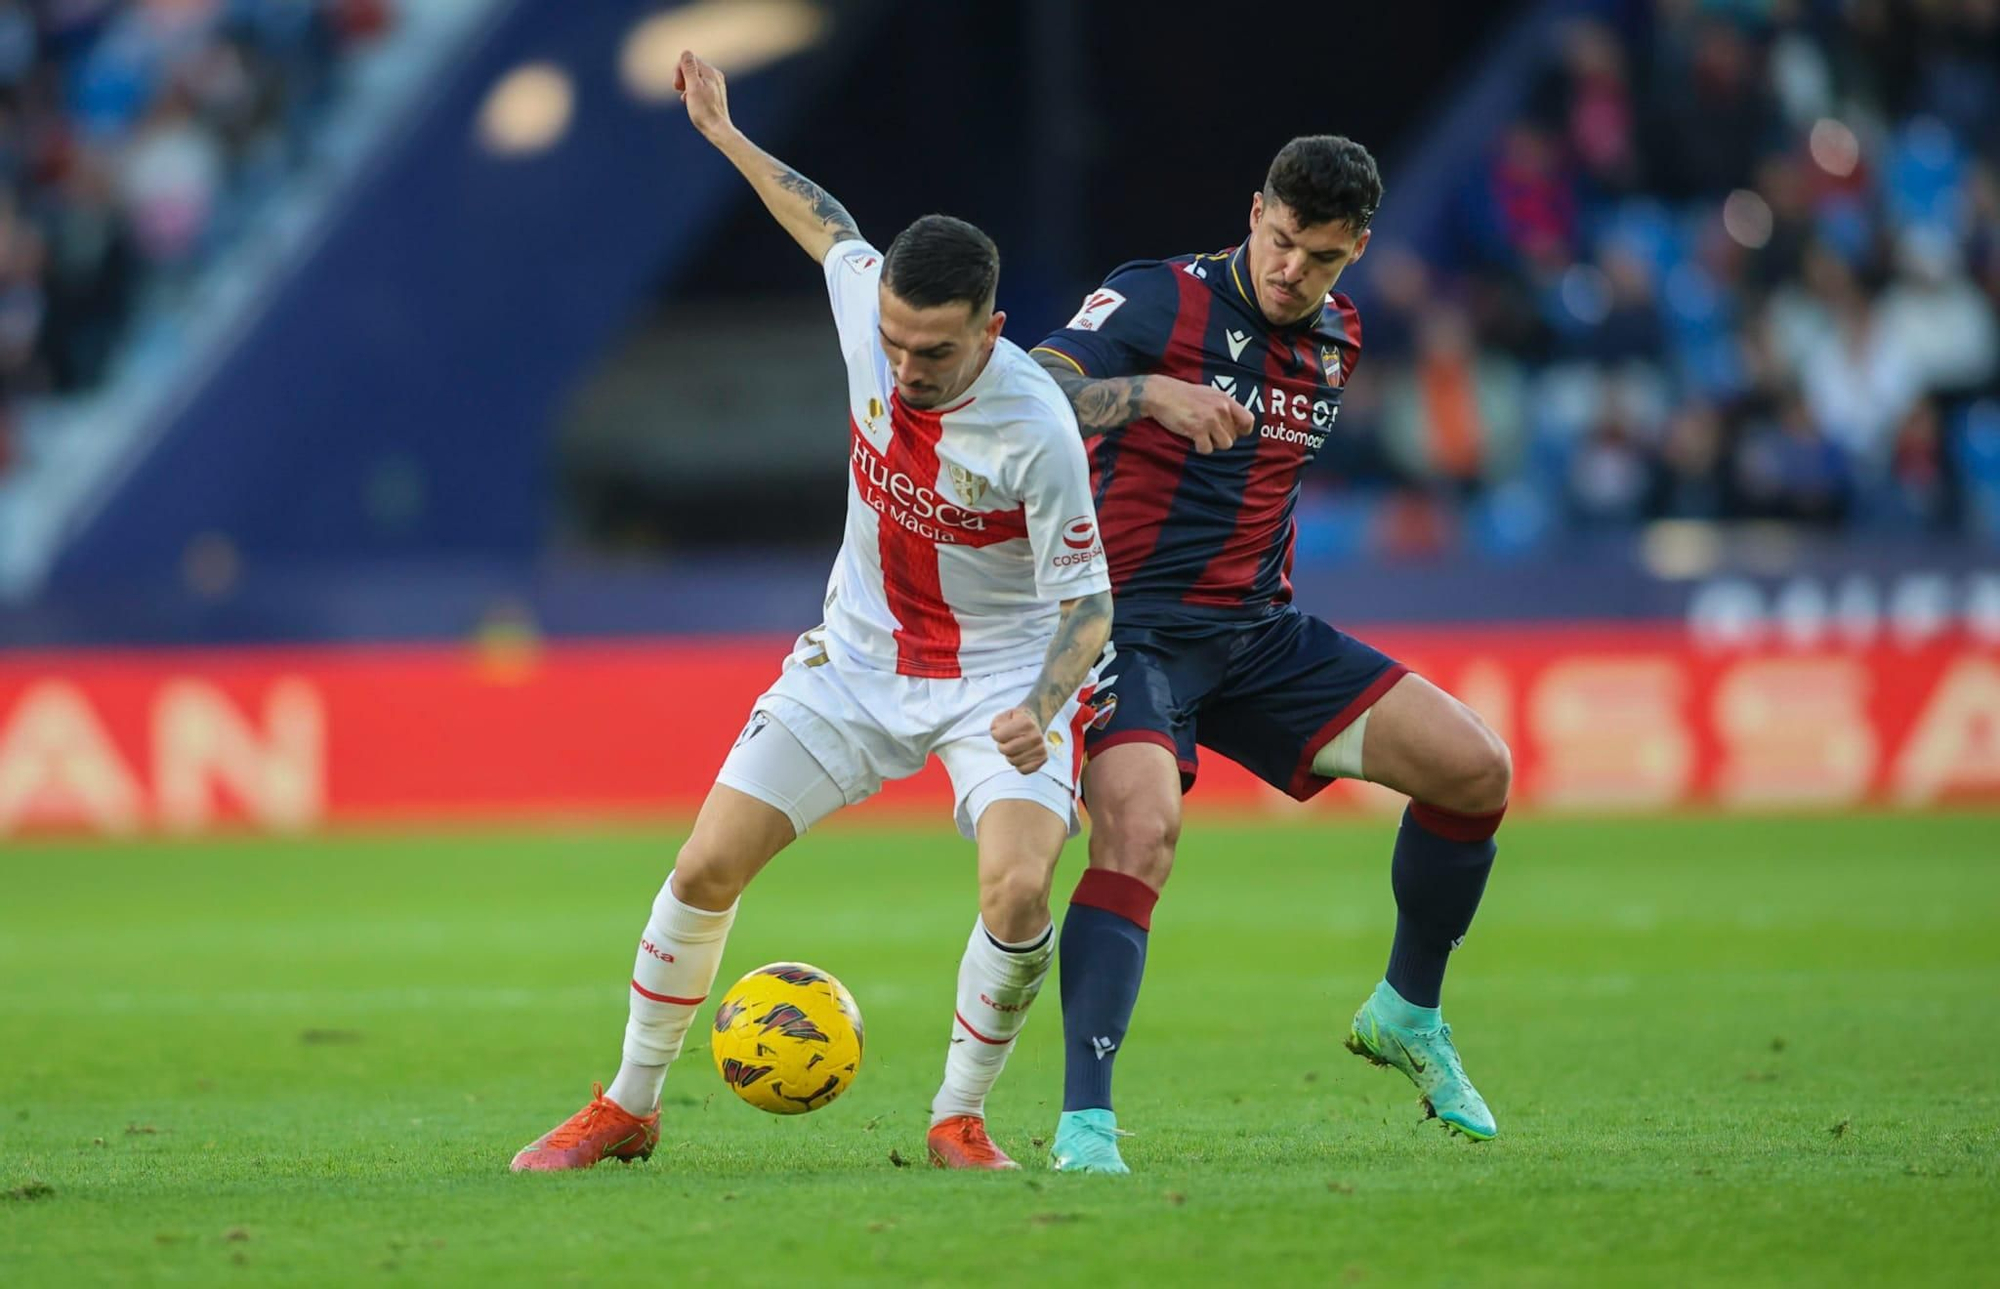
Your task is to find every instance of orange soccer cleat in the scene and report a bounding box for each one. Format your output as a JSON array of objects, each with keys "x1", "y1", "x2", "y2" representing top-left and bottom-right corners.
[
  {"x1": 926, "y1": 1114, "x2": 1020, "y2": 1170},
  {"x1": 510, "y1": 1084, "x2": 660, "y2": 1172}
]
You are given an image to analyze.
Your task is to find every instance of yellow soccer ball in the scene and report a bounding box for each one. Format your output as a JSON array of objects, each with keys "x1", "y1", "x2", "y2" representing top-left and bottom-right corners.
[{"x1": 709, "y1": 962, "x2": 864, "y2": 1115}]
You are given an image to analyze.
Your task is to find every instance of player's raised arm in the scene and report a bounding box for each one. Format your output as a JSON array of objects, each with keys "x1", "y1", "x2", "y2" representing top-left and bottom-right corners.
[
  {"x1": 991, "y1": 589, "x2": 1114, "y2": 775},
  {"x1": 675, "y1": 50, "x2": 861, "y2": 262},
  {"x1": 1031, "y1": 354, "x2": 1251, "y2": 454}
]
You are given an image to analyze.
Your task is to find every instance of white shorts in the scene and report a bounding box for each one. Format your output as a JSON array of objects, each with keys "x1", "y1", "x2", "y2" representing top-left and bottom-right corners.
[{"x1": 714, "y1": 629, "x2": 1092, "y2": 840}]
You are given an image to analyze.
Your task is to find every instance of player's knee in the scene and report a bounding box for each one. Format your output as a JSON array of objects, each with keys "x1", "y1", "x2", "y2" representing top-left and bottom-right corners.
[
  {"x1": 668, "y1": 841, "x2": 749, "y2": 911},
  {"x1": 1450, "y1": 723, "x2": 1512, "y2": 815},
  {"x1": 1089, "y1": 808, "x2": 1179, "y2": 888},
  {"x1": 980, "y1": 865, "x2": 1054, "y2": 940}
]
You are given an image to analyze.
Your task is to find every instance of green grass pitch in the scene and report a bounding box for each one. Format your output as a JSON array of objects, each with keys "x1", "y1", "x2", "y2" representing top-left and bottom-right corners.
[{"x1": 3, "y1": 812, "x2": 1997, "y2": 1286}]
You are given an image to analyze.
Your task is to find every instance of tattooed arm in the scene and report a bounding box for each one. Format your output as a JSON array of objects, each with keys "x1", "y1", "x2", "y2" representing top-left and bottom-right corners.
[
  {"x1": 1033, "y1": 351, "x2": 1151, "y2": 432},
  {"x1": 990, "y1": 590, "x2": 1114, "y2": 775},
  {"x1": 1033, "y1": 350, "x2": 1252, "y2": 453},
  {"x1": 675, "y1": 50, "x2": 861, "y2": 261}
]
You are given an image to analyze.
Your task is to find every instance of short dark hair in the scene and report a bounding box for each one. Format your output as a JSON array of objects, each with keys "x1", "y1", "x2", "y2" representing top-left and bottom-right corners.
[
  {"x1": 1264, "y1": 135, "x2": 1382, "y2": 233},
  {"x1": 882, "y1": 214, "x2": 999, "y2": 313}
]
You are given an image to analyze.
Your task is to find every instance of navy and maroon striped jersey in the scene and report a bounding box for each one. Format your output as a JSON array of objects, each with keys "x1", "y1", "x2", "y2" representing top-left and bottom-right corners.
[{"x1": 1033, "y1": 243, "x2": 1361, "y2": 624}]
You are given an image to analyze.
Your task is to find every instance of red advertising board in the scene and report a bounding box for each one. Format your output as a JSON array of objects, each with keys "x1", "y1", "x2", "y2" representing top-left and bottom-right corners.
[{"x1": 0, "y1": 627, "x2": 1995, "y2": 835}]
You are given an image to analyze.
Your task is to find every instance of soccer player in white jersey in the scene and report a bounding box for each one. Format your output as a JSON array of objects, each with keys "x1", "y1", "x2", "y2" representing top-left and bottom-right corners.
[{"x1": 511, "y1": 51, "x2": 1113, "y2": 1172}]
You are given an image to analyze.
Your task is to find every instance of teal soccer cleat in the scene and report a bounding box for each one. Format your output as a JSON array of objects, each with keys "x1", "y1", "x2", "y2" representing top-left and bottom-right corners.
[
  {"x1": 1050, "y1": 1108, "x2": 1131, "y2": 1174},
  {"x1": 1345, "y1": 981, "x2": 1497, "y2": 1141}
]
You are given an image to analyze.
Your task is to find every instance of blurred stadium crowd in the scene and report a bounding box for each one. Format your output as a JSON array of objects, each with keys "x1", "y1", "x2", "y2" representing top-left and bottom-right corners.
[
  {"x1": 0, "y1": 0, "x2": 388, "y2": 471},
  {"x1": 1309, "y1": 0, "x2": 2000, "y2": 559},
  {"x1": 2, "y1": 2, "x2": 1994, "y2": 569}
]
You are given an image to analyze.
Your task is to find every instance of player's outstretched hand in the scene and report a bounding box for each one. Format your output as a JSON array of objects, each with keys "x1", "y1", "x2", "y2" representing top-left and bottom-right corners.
[
  {"x1": 674, "y1": 50, "x2": 733, "y2": 140},
  {"x1": 1150, "y1": 377, "x2": 1254, "y2": 454},
  {"x1": 991, "y1": 707, "x2": 1048, "y2": 775}
]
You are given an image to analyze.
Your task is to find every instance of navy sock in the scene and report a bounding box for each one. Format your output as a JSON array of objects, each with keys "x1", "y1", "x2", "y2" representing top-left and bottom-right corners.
[
  {"x1": 1384, "y1": 802, "x2": 1502, "y2": 1009},
  {"x1": 1058, "y1": 869, "x2": 1158, "y2": 1113}
]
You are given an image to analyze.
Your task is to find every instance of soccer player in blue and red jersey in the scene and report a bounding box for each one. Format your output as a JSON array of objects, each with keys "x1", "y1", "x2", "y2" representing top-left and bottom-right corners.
[{"x1": 1032, "y1": 136, "x2": 1512, "y2": 1171}]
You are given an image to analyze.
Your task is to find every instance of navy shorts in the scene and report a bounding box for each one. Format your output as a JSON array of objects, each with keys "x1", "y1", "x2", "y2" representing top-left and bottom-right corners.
[{"x1": 1082, "y1": 606, "x2": 1407, "y2": 800}]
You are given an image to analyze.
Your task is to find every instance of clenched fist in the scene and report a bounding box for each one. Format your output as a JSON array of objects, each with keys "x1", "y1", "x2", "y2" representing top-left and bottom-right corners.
[
  {"x1": 990, "y1": 707, "x2": 1048, "y2": 775},
  {"x1": 674, "y1": 50, "x2": 732, "y2": 140}
]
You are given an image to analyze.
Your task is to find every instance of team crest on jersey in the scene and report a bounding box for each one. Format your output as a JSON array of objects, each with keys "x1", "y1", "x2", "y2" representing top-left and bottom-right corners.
[
  {"x1": 1321, "y1": 345, "x2": 1344, "y2": 386},
  {"x1": 946, "y1": 463, "x2": 991, "y2": 506}
]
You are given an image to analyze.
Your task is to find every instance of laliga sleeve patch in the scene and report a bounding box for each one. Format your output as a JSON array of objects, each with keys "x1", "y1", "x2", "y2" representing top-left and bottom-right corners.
[
  {"x1": 843, "y1": 250, "x2": 880, "y2": 273},
  {"x1": 1064, "y1": 288, "x2": 1126, "y2": 332}
]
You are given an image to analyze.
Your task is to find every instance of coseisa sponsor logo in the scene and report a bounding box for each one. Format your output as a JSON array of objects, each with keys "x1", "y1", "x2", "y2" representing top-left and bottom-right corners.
[{"x1": 1053, "y1": 515, "x2": 1102, "y2": 568}]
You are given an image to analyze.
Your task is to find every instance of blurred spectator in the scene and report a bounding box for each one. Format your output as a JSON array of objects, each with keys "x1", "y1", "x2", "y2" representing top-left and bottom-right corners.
[
  {"x1": 0, "y1": 195, "x2": 44, "y2": 395},
  {"x1": 1648, "y1": 402, "x2": 1728, "y2": 520},
  {"x1": 1970, "y1": 162, "x2": 2000, "y2": 322},
  {"x1": 1571, "y1": 241, "x2": 1665, "y2": 364},
  {"x1": 119, "y1": 84, "x2": 224, "y2": 268},
  {"x1": 1483, "y1": 121, "x2": 1576, "y2": 271},
  {"x1": 1358, "y1": 242, "x2": 1428, "y2": 363},
  {"x1": 1767, "y1": 6, "x2": 1835, "y2": 130},
  {"x1": 1645, "y1": 17, "x2": 1779, "y2": 199},
  {"x1": 1743, "y1": 155, "x2": 1815, "y2": 292},
  {"x1": 1766, "y1": 241, "x2": 1859, "y2": 378},
  {"x1": 1380, "y1": 306, "x2": 1527, "y2": 493},
  {"x1": 1876, "y1": 227, "x2": 1999, "y2": 396},
  {"x1": 0, "y1": 0, "x2": 389, "y2": 477},
  {"x1": 1734, "y1": 388, "x2": 1851, "y2": 526},
  {"x1": 1537, "y1": 18, "x2": 1642, "y2": 198},
  {"x1": 39, "y1": 149, "x2": 135, "y2": 390},
  {"x1": 1909, "y1": 0, "x2": 2000, "y2": 158},
  {"x1": 0, "y1": 2, "x2": 35, "y2": 92},
  {"x1": 1359, "y1": 0, "x2": 2000, "y2": 554},
  {"x1": 75, "y1": 0, "x2": 223, "y2": 142},
  {"x1": 1374, "y1": 486, "x2": 1457, "y2": 561},
  {"x1": 1568, "y1": 412, "x2": 1653, "y2": 528},
  {"x1": 1884, "y1": 395, "x2": 1960, "y2": 530},
  {"x1": 1796, "y1": 293, "x2": 1920, "y2": 462}
]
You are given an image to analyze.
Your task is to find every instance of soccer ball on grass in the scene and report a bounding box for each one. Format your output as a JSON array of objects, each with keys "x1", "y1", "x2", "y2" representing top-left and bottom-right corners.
[{"x1": 709, "y1": 962, "x2": 864, "y2": 1114}]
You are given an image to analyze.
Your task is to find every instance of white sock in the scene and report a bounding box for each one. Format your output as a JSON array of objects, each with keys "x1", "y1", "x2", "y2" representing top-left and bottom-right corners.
[
  {"x1": 604, "y1": 872, "x2": 737, "y2": 1116},
  {"x1": 929, "y1": 916, "x2": 1054, "y2": 1124}
]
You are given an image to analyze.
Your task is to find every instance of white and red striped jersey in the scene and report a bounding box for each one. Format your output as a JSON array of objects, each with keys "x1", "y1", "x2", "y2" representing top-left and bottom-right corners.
[{"x1": 817, "y1": 239, "x2": 1110, "y2": 679}]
